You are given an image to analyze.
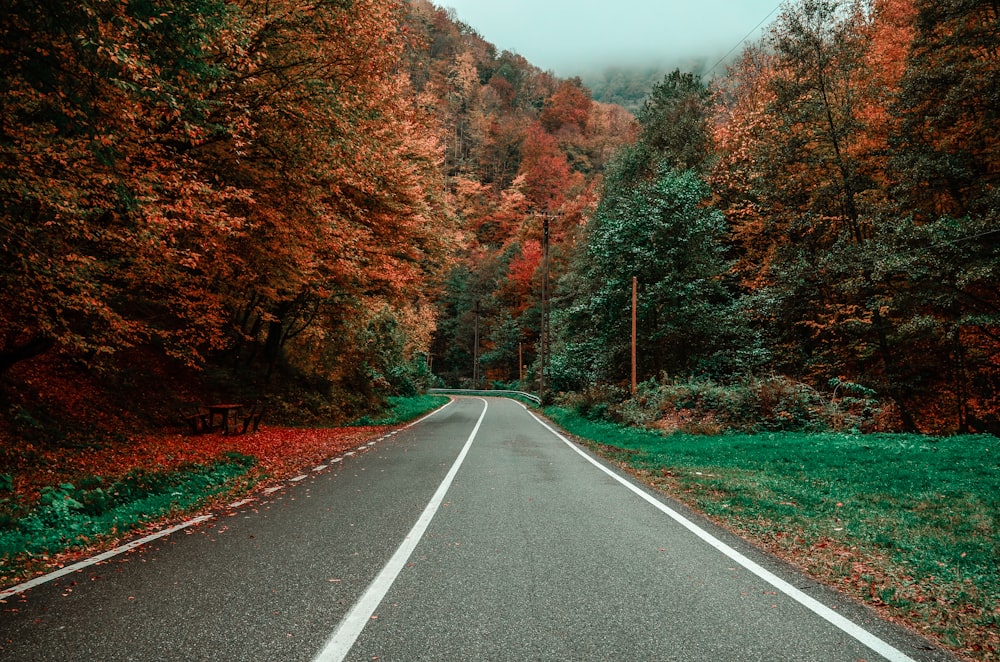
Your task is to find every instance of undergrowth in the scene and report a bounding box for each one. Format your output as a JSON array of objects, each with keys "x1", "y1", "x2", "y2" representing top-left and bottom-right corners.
[
  {"x1": 556, "y1": 375, "x2": 884, "y2": 434},
  {"x1": 0, "y1": 453, "x2": 257, "y2": 575}
]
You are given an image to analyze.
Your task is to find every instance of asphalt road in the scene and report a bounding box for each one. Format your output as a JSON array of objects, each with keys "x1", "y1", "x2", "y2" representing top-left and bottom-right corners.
[{"x1": 0, "y1": 397, "x2": 956, "y2": 661}]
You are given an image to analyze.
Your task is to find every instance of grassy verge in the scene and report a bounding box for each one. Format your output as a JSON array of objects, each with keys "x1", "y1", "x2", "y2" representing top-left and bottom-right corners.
[
  {"x1": 545, "y1": 407, "x2": 999, "y2": 661},
  {"x1": 0, "y1": 453, "x2": 257, "y2": 576},
  {"x1": 349, "y1": 394, "x2": 450, "y2": 426},
  {"x1": 0, "y1": 395, "x2": 446, "y2": 585}
]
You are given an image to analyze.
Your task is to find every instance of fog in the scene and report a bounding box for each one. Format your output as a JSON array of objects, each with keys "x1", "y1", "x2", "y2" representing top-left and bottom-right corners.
[{"x1": 439, "y1": 0, "x2": 782, "y2": 77}]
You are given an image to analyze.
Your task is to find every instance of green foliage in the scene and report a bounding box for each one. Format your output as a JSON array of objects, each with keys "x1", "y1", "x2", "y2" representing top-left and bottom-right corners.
[
  {"x1": 555, "y1": 165, "x2": 739, "y2": 385},
  {"x1": 0, "y1": 456, "x2": 257, "y2": 567},
  {"x1": 556, "y1": 375, "x2": 881, "y2": 434},
  {"x1": 637, "y1": 69, "x2": 713, "y2": 174}
]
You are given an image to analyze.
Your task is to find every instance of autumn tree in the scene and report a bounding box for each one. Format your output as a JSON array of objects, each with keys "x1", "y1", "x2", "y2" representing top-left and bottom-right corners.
[
  {"x1": 717, "y1": 0, "x2": 927, "y2": 428},
  {"x1": 0, "y1": 0, "x2": 453, "y2": 425},
  {"x1": 883, "y1": 0, "x2": 1000, "y2": 430},
  {"x1": 0, "y1": 0, "x2": 242, "y2": 374}
]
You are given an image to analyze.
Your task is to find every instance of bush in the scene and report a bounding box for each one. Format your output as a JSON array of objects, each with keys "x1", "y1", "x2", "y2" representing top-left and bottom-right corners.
[
  {"x1": 555, "y1": 384, "x2": 630, "y2": 422},
  {"x1": 558, "y1": 375, "x2": 881, "y2": 435}
]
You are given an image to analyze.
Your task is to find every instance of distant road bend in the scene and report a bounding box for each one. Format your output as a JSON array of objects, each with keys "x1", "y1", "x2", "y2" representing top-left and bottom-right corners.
[{"x1": 0, "y1": 397, "x2": 955, "y2": 661}]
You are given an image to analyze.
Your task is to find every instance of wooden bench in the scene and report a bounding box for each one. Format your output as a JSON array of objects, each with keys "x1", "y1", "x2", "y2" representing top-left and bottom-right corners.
[
  {"x1": 178, "y1": 405, "x2": 211, "y2": 435},
  {"x1": 239, "y1": 404, "x2": 265, "y2": 434}
]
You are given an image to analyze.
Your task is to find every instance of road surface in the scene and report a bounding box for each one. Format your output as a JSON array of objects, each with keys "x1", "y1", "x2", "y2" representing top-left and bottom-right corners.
[{"x1": 0, "y1": 397, "x2": 954, "y2": 661}]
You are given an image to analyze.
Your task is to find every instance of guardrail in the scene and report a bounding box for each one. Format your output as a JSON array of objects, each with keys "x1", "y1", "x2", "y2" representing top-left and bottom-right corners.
[{"x1": 427, "y1": 388, "x2": 542, "y2": 406}]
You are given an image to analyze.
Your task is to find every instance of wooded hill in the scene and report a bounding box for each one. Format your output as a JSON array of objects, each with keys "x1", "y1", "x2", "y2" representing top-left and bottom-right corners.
[{"x1": 0, "y1": 0, "x2": 997, "y2": 438}]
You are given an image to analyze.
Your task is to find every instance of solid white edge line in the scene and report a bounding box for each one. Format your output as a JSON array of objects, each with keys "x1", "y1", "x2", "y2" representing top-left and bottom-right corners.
[
  {"x1": 0, "y1": 401, "x2": 459, "y2": 604},
  {"x1": 0, "y1": 514, "x2": 215, "y2": 601},
  {"x1": 313, "y1": 398, "x2": 487, "y2": 662},
  {"x1": 525, "y1": 410, "x2": 918, "y2": 662}
]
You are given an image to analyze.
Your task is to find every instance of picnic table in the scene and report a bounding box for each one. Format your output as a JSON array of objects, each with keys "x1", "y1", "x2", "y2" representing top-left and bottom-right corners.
[
  {"x1": 206, "y1": 403, "x2": 243, "y2": 435},
  {"x1": 178, "y1": 403, "x2": 264, "y2": 435}
]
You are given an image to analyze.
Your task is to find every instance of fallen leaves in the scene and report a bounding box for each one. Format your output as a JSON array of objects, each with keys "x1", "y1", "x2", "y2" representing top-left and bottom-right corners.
[{"x1": 10, "y1": 425, "x2": 394, "y2": 507}]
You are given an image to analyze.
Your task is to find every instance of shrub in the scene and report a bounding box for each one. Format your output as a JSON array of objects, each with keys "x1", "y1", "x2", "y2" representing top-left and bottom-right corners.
[
  {"x1": 555, "y1": 384, "x2": 629, "y2": 422},
  {"x1": 559, "y1": 375, "x2": 881, "y2": 434}
]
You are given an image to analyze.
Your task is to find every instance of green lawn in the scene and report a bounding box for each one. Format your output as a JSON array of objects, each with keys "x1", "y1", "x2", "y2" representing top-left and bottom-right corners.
[{"x1": 545, "y1": 407, "x2": 1000, "y2": 660}]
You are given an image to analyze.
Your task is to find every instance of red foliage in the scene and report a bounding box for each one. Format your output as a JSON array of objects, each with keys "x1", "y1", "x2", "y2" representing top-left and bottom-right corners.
[{"x1": 8, "y1": 425, "x2": 393, "y2": 506}]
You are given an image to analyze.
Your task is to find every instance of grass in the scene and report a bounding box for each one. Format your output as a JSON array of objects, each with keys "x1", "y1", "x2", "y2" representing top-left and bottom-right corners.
[
  {"x1": 0, "y1": 454, "x2": 256, "y2": 568},
  {"x1": 0, "y1": 394, "x2": 446, "y2": 586},
  {"x1": 545, "y1": 407, "x2": 1000, "y2": 661},
  {"x1": 349, "y1": 394, "x2": 450, "y2": 426}
]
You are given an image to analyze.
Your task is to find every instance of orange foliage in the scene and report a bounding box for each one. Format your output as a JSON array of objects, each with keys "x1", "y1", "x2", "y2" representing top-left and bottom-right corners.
[{"x1": 8, "y1": 425, "x2": 394, "y2": 506}]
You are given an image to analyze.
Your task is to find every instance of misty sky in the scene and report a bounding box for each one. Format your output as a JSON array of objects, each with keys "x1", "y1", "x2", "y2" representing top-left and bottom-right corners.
[{"x1": 438, "y1": 0, "x2": 783, "y2": 76}]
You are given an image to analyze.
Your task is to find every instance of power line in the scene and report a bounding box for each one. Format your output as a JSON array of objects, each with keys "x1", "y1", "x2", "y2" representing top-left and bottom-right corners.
[{"x1": 707, "y1": 2, "x2": 784, "y2": 76}]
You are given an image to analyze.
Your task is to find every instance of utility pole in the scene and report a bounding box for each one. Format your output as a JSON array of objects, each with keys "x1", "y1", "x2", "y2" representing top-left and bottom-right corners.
[
  {"x1": 519, "y1": 342, "x2": 523, "y2": 386},
  {"x1": 631, "y1": 276, "x2": 637, "y2": 394},
  {"x1": 472, "y1": 299, "x2": 481, "y2": 389},
  {"x1": 540, "y1": 216, "x2": 550, "y2": 396}
]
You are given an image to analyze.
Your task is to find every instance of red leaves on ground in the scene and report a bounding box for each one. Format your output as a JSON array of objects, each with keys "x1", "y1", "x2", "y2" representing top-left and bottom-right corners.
[{"x1": 10, "y1": 425, "x2": 393, "y2": 505}]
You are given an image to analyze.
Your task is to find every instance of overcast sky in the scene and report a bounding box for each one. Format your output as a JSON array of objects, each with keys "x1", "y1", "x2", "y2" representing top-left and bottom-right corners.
[{"x1": 437, "y1": 0, "x2": 783, "y2": 76}]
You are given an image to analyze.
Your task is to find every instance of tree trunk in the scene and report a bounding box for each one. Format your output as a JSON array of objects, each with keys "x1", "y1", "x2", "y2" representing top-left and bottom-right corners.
[{"x1": 870, "y1": 306, "x2": 917, "y2": 432}]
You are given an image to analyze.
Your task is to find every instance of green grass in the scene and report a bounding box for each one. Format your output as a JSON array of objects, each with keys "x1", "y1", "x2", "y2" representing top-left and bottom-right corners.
[
  {"x1": 545, "y1": 407, "x2": 1000, "y2": 660},
  {"x1": 349, "y1": 394, "x2": 450, "y2": 426},
  {"x1": 0, "y1": 454, "x2": 257, "y2": 576}
]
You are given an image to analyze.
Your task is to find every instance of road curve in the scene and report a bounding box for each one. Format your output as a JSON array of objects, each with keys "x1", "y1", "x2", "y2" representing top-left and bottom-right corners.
[{"x1": 0, "y1": 397, "x2": 954, "y2": 661}]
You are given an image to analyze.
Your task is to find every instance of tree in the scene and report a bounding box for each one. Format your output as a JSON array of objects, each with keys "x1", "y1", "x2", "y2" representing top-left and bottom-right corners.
[
  {"x1": 557, "y1": 164, "x2": 734, "y2": 385},
  {"x1": 0, "y1": 0, "x2": 242, "y2": 374},
  {"x1": 884, "y1": 0, "x2": 1000, "y2": 430},
  {"x1": 722, "y1": 0, "x2": 923, "y2": 428},
  {"x1": 636, "y1": 69, "x2": 714, "y2": 175}
]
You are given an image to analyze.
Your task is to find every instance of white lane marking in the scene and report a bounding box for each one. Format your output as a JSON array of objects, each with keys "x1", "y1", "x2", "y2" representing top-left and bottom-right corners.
[
  {"x1": 313, "y1": 398, "x2": 488, "y2": 662},
  {"x1": 0, "y1": 402, "x2": 457, "y2": 603},
  {"x1": 0, "y1": 515, "x2": 215, "y2": 601},
  {"x1": 314, "y1": 465, "x2": 328, "y2": 472},
  {"x1": 331, "y1": 458, "x2": 343, "y2": 464},
  {"x1": 290, "y1": 475, "x2": 308, "y2": 482},
  {"x1": 526, "y1": 411, "x2": 917, "y2": 662}
]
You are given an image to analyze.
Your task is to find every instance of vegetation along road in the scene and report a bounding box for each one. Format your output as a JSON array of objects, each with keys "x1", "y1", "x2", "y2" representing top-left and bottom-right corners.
[{"x1": 0, "y1": 398, "x2": 959, "y2": 661}]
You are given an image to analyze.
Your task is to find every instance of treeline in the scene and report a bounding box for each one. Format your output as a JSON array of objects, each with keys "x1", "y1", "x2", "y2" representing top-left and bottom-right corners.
[
  {"x1": 450, "y1": 0, "x2": 999, "y2": 434},
  {"x1": 0, "y1": 0, "x2": 634, "y2": 428},
  {"x1": 2, "y1": 0, "x2": 997, "y2": 435},
  {"x1": 0, "y1": 0, "x2": 459, "y2": 421}
]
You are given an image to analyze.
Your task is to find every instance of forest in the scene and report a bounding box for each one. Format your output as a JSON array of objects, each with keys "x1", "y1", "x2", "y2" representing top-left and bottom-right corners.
[{"x1": 0, "y1": 0, "x2": 997, "y2": 439}]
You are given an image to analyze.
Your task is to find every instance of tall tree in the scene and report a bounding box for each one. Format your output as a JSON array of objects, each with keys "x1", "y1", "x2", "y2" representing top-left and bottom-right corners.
[
  {"x1": 885, "y1": 0, "x2": 1000, "y2": 430},
  {"x1": 0, "y1": 0, "x2": 242, "y2": 373},
  {"x1": 732, "y1": 0, "x2": 921, "y2": 428},
  {"x1": 636, "y1": 69, "x2": 713, "y2": 175},
  {"x1": 555, "y1": 164, "x2": 733, "y2": 386}
]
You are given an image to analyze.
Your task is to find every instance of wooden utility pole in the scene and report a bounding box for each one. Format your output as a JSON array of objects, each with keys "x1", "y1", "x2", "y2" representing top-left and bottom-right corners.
[
  {"x1": 472, "y1": 299, "x2": 481, "y2": 389},
  {"x1": 519, "y1": 342, "x2": 523, "y2": 386},
  {"x1": 540, "y1": 216, "x2": 550, "y2": 396},
  {"x1": 631, "y1": 276, "x2": 637, "y2": 394}
]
